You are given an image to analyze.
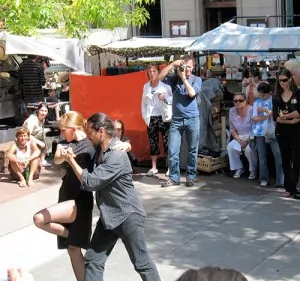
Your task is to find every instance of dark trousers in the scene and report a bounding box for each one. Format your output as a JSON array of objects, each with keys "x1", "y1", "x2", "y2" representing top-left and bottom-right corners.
[
  {"x1": 276, "y1": 134, "x2": 300, "y2": 194},
  {"x1": 84, "y1": 213, "x2": 161, "y2": 281},
  {"x1": 147, "y1": 116, "x2": 170, "y2": 156}
]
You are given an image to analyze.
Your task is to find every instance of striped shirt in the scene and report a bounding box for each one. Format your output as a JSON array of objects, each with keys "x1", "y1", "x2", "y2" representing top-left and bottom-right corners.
[
  {"x1": 18, "y1": 60, "x2": 46, "y2": 102},
  {"x1": 81, "y1": 138, "x2": 146, "y2": 230},
  {"x1": 252, "y1": 96, "x2": 273, "y2": 137}
]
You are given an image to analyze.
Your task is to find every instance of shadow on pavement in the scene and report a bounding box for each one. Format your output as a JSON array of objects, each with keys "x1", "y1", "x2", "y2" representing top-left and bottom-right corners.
[{"x1": 138, "y1": 173, "x2": 300, "y2": 281}]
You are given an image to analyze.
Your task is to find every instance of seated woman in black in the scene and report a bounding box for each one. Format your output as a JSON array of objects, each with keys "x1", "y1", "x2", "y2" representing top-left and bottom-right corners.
[{"x1": 114, "y1": 119, "x2": 138, "y2": 168}]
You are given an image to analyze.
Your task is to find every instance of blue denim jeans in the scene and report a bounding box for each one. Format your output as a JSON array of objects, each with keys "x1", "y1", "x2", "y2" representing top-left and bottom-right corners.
[
  {"x1": 84, "y1": 213, "x2": 161, "y2": 281},
  {"x1": 255, "y1": 136, "x2": 284, "y2": 185},
  {"x1": 168, "y1": 116, "x2": 200, "y2": 182}
]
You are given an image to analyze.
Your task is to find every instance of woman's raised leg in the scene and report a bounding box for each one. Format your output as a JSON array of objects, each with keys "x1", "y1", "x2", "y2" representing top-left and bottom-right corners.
[{"x1": 33, "y1": 200, "x2": 77, "y2": 237}]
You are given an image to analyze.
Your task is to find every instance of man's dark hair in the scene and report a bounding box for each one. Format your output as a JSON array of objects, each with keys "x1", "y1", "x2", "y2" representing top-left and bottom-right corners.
[
  {"x1": 176, "y1": 269, "x2": 200, "y2": 281},
  {"x1": 175, "y1": 266, "x2": 248, "y2": 281},
  {"x1": 257, "y1": 82, "x2": 271, "y2": 94},
  {"x1": 87, "y1": 112, "x2": 116, "y2": 137},
  {"x1": 181, "y1": 54, "x2": 195, "y2": 64}
]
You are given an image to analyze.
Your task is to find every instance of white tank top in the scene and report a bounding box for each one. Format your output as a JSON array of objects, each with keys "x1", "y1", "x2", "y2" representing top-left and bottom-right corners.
[{"x1": 16, "y1": 142, "x2": 31, "y2": 162}]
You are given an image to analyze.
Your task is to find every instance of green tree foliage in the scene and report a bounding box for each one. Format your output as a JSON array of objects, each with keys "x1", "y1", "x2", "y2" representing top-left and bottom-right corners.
[{"x1": 0, "y1": 0, "x2": 155, "y2": 37}]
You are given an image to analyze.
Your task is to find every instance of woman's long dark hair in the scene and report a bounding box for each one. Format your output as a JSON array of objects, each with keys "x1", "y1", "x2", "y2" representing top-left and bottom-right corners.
[
  {"x1": 115, "y1": 119, "x2": 125, "y2": 139},
  {"x1": 274, "y1": 68, "x2": 298, "y2": 101}
]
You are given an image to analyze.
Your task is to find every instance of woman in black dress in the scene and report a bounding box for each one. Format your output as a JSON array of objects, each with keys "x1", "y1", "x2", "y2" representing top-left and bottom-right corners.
[
  {"x1": 273, "y1": 68, "x2": 300, "y2": 199},
  {"x1": 33, "y1": 111, "x2": 95, "y2": 281}
]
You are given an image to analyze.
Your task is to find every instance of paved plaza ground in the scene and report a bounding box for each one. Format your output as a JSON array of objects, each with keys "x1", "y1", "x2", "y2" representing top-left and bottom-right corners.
[{"x1": 1, "y1": 164, "x2": 300, "y2": 281}]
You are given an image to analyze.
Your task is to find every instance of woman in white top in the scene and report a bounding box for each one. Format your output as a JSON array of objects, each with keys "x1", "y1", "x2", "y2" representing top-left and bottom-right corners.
[
  {"x1": 23, "y1": 102, "x2": 52, "y2": 167},
  {"x1": 141, "y1": 64, "x2": 173, "y2": 176},
  {"x1": 7, "y1": 127, "x2": 41, "y2": 187}
]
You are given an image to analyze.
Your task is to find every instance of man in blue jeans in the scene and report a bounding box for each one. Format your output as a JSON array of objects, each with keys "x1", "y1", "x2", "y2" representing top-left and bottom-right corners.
[{"x1": 159, "y1": 55, "x2": 202, "y2": 187}]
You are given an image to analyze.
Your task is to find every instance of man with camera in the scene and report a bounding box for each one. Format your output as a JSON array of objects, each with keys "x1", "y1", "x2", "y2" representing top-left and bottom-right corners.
[{"x1": 159, "y1": 54, "x2": 202, "y2": 187}]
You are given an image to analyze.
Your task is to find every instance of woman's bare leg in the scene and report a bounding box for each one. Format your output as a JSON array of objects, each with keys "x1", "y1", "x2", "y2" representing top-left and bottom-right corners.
[
  {"x1": 33, "y1": 200, "x2": 85, "y2": 281},
  {"x1": 68, "y1": 246, "x2": 85, "y2": 281},
  {"x1": 10, "y1": 162, "x2": 26, "y2": 184},
  {"x1": 33, "y1": 200, "x2": 77, "y2": 237},
  {"x1": 151, "y1": 155, "x2": 158, "y2": 170},
  {"x1": 40, "y1": 150, "x2": 47, "y2": 163},
  {"x1": 27, "y1": 158, "x2": 39, "y2": 186}
]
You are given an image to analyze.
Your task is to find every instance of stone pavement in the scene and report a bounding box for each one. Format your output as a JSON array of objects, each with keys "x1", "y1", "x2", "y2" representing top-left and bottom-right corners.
[{"x1": 1, "y1": 166, "x2": 300, "y2": 281}]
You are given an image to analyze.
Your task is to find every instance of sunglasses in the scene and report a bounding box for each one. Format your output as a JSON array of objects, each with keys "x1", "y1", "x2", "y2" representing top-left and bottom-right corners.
[
  {"x1": 278, "y1": 78, "x2": 289, "y2": 83},
  {"x1": 234, "y1": 99, "x2": 245, "y2": 104}
]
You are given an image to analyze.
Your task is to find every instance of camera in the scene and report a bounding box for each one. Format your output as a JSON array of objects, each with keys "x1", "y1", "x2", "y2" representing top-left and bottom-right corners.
[{"x1": 178, "y1": 64, "x2": 186, "y2": 72}]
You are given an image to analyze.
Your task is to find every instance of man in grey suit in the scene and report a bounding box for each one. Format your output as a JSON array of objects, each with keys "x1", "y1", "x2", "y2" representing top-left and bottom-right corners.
[{"x1": 65, "y1": 112, "x2": 161, "y2": 281}]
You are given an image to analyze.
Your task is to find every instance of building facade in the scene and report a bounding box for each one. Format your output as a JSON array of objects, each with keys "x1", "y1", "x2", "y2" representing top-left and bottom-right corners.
[{"x1": 140, "y1": 0, "x2": 300, "y2": 37}]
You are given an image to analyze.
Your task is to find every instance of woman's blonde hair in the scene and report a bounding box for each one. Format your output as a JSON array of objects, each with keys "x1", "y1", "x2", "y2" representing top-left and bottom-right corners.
[{"x1": 59, "y1": 111, "x2": 87, "y2": 130}]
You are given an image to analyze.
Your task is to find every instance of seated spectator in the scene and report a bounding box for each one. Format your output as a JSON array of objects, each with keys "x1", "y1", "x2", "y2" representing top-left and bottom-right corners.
[
  {"x1": 227, "y1": 93, "x2": 258, "y2": 179},
  {"x1": 175, "y1": 266, "x2": 248, "y2": 281},
  {"x1": 59, "y1": 74, "x2": 70, "y2": 102},
  {"x1": 245, "y1": 67, "x2": 262, "y2": 105},
  {"x1": 46, "y1": 90, "x2": 60, "y2": 122},
  {"x1": 22, "y1": 102, "x2": 52, "y2": 167},
  {"x1": 114, "y1": 119, "x2": 138, "y2": 168},
  {"x1": 252, "y1": 82, "x2": 284, "y2": 187},
  {"x1": 6, "y1": 127, "x2": 41, "y2": 187}
]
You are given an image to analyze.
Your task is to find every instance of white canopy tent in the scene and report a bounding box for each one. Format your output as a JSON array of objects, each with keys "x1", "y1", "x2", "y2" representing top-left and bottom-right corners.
[
  {"x1": 186, "y1": 22, "x2": 300, "y2": 56},
  {"x1": 0, "y1": 31, "x2": 86, "y2": 71},
  {"x1": 85, "y1": 36, "x2": 200, "y2": 57}
]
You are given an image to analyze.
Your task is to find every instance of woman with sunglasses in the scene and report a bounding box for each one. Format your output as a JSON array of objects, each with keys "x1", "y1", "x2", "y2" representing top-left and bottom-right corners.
[
  {"x1": 252, "y1": 82, "x2": 283, "y2": 188},
  {"x1": 227, "y1": 93, "x2": 258, "y2": 179},
  {"x1": 273, "y1": 68, "x2": 300, "y2": 199}
]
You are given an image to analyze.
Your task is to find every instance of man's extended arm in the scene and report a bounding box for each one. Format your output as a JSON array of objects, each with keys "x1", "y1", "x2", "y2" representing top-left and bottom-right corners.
[
  {"x1": 158, "y1": 60, "x2": 182, "y2": 81},
  {"x1": 68, "y1": 149, "x2": 124, "y2": 192}
]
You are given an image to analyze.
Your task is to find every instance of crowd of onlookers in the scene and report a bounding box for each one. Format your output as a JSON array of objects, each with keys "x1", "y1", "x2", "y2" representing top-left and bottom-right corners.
[
  {"x1": 7, "y1": 58, "x2": 300, "y2": 200},
  {"x1": 227, "y1": 60, "x2": 300, "y2": 200}
]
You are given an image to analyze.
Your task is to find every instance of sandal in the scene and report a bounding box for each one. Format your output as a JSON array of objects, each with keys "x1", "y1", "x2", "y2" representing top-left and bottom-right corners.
[
  {"x1": 282, "y1": 191, "x2": 291, "y2": 197},
  {"x1": 19, "y1": 181, "x2": 27, "y2": 188},
  {"x1": 146, "y1": 168, "x2": 158, "y2": 177}
]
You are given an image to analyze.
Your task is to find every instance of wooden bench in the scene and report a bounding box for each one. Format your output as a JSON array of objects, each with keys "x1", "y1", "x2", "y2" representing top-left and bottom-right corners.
[{"x1": 0, "y1": 141, "x2": 13, "y2": 173}]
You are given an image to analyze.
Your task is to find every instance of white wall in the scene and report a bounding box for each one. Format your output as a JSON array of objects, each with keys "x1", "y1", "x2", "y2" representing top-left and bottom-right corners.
[
  {"x1": 161, "y1": 0, "x2": 202, "y2": 36},
  {"x1": 236, "y1": 0, "x2": 278, "y2": 27}
]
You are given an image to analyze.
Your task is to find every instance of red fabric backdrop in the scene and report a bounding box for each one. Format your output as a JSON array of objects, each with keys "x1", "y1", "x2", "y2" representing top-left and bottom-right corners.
[{"x1": 70, "y1": 71, "x2": 164, "y2": 161}]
